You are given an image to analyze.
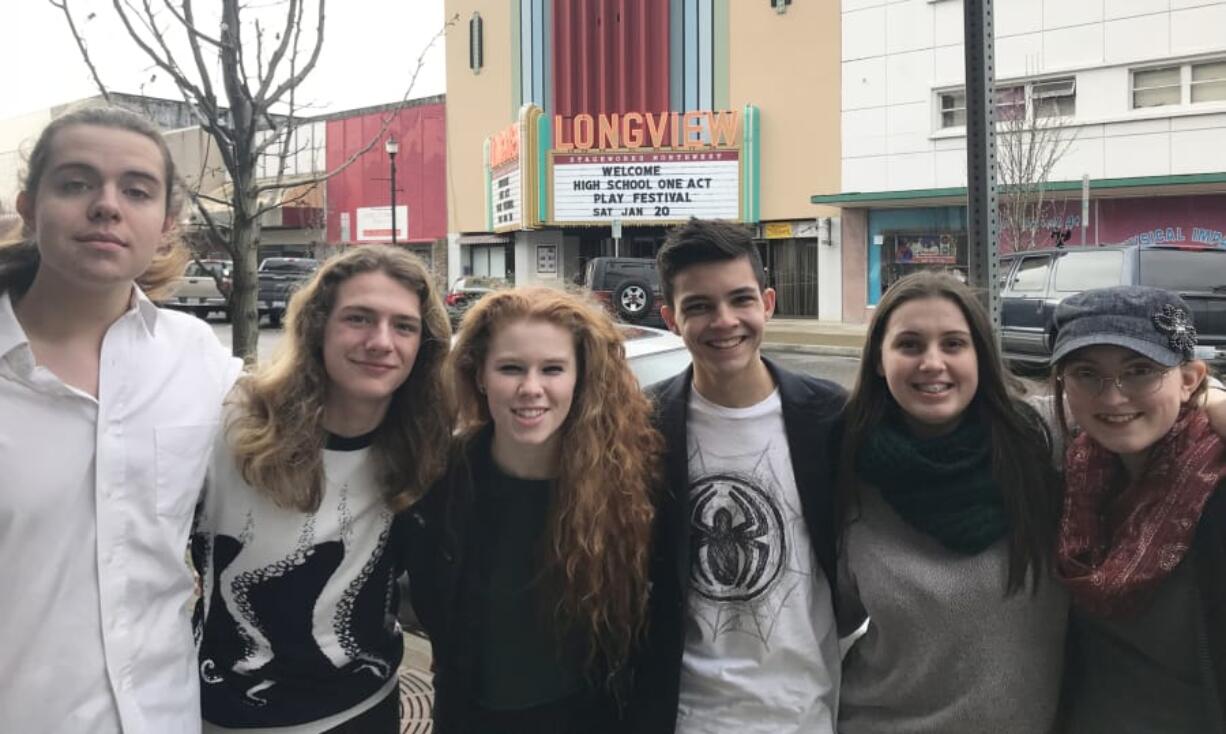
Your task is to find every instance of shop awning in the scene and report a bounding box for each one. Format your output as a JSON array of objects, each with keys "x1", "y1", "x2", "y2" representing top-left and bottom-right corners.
[
  {"x1": 457, "y1": 233, "x2": 512, "y2": 245},
  {"x1": 810, "y1": 172, "x2": 1226, "y2": 209}
]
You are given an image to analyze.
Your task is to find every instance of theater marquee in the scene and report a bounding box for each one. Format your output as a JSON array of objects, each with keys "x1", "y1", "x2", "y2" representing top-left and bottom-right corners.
[
  {"x1": 484, "y1": 106, "x2": 542, "y2": 232},
  {"x1": 548, "y1": 108, "x2": 758, "y2": 226},
  {"x1": 553, "y1": 150, "x2": 740, "y2": 223},
  {"x1": 482, "y1": 104, "x2": 759, "y2": 231}
]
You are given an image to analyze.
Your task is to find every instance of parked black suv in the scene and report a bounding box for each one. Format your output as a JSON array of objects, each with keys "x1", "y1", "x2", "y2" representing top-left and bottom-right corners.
[
  {"x1": 1000, "y1": 244, "x2": 1226, "y2": 365},
  {"x1": 258, "y1": 257, "x2": 319, "y2": 327},
  {"x1": 583, "y1": 257, "x2": 664, "y2": 326}
]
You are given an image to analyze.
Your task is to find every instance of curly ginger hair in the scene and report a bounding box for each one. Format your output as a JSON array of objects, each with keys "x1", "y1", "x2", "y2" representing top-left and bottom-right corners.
[{"x1": 450, "y1": 286, "x2": 663, "y2": 673}]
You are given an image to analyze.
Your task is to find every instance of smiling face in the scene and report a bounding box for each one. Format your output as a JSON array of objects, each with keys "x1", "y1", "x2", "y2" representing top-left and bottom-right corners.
[
  {"x1": 17, "y1": 124, "x2": 171, "y2": 293},
  {"x1": 660, "y1": 256, "x2": 776, "y2": 402},
  {"x1": 321, "y1": 271, "x2": 423, "y2": 425},
  {"x1": 1060, "y1": 345, "x2": 1205, "y2": 470},
  {"x1": 479, "y1": 318, "x2": 578, "y2": 472},
  {"x1": 878, "y1": 296, "x2": 980, "y2": 438}
]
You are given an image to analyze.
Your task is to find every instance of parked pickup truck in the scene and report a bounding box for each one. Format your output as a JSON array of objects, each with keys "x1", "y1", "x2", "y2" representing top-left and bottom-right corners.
[
  {"x1": 258, "y1": 257, "x2": 319, "y2": 327},
  {"x1": 1000, "y1": 244, "x2": 1226, "y2": 368},
  {"x1": 164, "y1": 259, "x2": 231, "y2": 320}
]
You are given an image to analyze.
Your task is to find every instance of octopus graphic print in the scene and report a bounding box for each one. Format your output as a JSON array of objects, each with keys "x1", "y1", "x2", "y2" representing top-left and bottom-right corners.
[{"x1": 686, "y1": 440, "x2": 810, "y2": 645}]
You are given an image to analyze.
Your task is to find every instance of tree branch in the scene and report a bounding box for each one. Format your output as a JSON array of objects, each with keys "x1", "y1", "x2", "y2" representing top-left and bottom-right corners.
[{"x1": 48, "y1": 0, "x2": 113, "y2": 104}]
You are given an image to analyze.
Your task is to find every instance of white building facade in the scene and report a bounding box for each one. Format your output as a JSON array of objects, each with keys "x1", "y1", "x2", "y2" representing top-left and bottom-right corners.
[{"x1": 818, "y1": 0, "x2": 1226, "y2": 323}]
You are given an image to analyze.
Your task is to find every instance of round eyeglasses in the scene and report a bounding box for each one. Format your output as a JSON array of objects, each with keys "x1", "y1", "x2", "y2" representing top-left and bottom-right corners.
[{"x1": 1057, "y1": 366, "x2": 1172, "y2": 398}]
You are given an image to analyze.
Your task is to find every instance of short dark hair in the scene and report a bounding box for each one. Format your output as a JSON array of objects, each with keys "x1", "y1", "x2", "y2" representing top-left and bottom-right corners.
[{"x1": 656, "y1": 218, "x2": 766, "y2": 307}]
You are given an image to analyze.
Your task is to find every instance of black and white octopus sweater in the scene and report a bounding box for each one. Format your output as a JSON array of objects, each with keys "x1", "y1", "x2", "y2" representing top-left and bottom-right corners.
[{"x1": 191, "y1": 429, "x2": 403, "y2": 731}]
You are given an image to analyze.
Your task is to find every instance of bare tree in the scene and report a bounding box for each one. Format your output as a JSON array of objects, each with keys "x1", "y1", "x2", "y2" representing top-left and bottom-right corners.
[
  {"x1": 996, "y1": 100, "x2": 1077, "y2": 252},
  {"x1": 50, "y1": 0, "x2": 456, "y2": 361}
]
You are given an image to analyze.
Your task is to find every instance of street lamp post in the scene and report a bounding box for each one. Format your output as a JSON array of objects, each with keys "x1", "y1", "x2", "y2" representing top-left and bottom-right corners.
[{"x1": 385, "y1": 136, "x2": 399, "y2": 245}]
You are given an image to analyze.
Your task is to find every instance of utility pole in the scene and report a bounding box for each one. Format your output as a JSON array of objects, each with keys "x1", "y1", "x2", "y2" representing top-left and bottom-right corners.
[{"x1": 964, "y1": 0, "x2": 1000, "y2": 332}]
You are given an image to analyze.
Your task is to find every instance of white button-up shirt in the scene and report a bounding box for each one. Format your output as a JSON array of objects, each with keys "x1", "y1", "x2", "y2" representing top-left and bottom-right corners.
[{"x1": 0, "y1": 288, "x2": 242, "y2": 734}]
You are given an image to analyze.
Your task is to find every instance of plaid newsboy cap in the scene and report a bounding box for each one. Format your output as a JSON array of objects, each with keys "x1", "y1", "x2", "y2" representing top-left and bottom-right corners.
[{"x1": 1048, "y1": 285, "x2": 1198, "y2": 367}]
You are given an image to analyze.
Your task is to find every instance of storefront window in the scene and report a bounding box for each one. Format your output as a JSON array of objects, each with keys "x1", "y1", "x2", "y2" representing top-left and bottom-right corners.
[
  {"x1": 464, "y1": 244, "x2": 509, "y2": 279},
  {"x1": 880, "y1": 232, "x2": 967, "y2": 294}
]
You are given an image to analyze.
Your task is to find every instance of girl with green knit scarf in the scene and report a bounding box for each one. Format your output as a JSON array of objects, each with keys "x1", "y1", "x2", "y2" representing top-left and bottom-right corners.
[{"x1": 834, "y1": 271, "x2": 1066, "y2": 734}]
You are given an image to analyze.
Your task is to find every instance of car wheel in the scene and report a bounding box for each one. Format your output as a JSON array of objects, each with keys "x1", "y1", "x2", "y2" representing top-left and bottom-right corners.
[
  {"x1": 194, "y1": 307, "x2": 211, "y2": 320},
  {"x1": 614, "y1": 279, "x2": 653, "y2": 322},
  {"x1": 269, "y1": 310, "x2": 283, "y2": 328}
]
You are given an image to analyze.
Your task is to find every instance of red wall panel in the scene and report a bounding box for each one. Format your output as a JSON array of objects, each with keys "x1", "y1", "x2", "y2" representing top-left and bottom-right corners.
[
  {"x1": 325, "y1": 103, "x2": 447, "y2": 244},
  {"x1": 553, "y1": 0, "x2": 670, "y2": 119}
]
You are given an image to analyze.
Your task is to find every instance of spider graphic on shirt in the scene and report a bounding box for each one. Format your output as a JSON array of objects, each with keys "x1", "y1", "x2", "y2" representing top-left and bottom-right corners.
[
  {"x1": 690, "y1": 476, "x2": 783, "y2": 601},
  {"x1": 686, "y1": 441, "x2": 811, "y2": 645}
]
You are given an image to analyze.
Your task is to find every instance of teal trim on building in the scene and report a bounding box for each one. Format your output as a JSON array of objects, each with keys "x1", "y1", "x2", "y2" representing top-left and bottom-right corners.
[
  {"x1": 670, "y1": 0, "x2": 715, "y2": 112},
  {"x1": 537, "y1": 111, "x2": 551, "y2": 224},
  {"x1": 742, "y1": 104, "x2": 761, "y2": 223},
  {"x1": 811, "y1": 172, "x2": 1226, "y2": 206}
]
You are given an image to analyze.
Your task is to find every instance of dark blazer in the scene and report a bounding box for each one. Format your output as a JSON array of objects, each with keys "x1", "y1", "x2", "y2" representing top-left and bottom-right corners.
[
  {"x1": 630, "y1": 358, "x2": 847, "y2": 733},
  {"x1": 397, "y1": 428, "x2": 626, "y2": 734}
]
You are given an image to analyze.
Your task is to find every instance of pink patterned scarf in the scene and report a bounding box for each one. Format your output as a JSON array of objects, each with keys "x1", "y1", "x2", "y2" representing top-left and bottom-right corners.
[{"x1": 1057, "y1": 407, "x2": 1226, "y2": 618}]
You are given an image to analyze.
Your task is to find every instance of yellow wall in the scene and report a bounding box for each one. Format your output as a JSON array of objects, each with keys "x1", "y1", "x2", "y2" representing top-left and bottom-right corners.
[
  {"x1": 444, "y1": 0, "x2": 515, "y2": 234},
  {"x1": 728, "y1": 2, "x2": 841, "y2": 221}
]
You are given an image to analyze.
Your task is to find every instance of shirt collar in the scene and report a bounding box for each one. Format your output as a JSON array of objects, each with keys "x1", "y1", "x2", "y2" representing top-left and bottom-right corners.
[
  {"x1": 0, "y1": 285, "x2": 159, "y2": 362},
  {"x1": 131, "y1": 286, "x2": 160, "y2": 336},
  {"x1": 0, "y1": 290, "x2": 27, "y2": 362}
]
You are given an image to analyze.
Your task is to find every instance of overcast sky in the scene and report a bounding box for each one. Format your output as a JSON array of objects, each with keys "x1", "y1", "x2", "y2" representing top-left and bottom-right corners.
[{"x1": 1, "y1": 0, "x2": 447, "y2": 120}]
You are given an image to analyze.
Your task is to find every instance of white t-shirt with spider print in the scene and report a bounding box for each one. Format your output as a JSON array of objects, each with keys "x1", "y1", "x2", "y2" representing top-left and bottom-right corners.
[{"x1": 676, "y1": 387, "x2": 838, "y2": 734}]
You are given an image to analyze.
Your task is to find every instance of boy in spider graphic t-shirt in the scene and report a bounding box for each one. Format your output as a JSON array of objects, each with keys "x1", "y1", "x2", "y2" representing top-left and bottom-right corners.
[{"x1": 632, "y1": 218, "x2": 847, "y2": 734}]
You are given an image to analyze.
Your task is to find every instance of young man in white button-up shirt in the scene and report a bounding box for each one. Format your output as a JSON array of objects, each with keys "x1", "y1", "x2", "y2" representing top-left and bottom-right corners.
[{"x1": 0, "y1": 106, "x2": 241, "y2": 734}]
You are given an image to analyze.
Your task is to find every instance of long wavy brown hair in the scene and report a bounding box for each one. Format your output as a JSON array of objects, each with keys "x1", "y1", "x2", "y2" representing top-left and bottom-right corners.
[
  {"x1": 0, "y1": 104, "x2": 189, "y2": 300},
  {"x1": 450, "y1": 287, "x2": 663, "y2": 672},
  {"x1": 227, "y1": 245, "x2": 453, "y2": 513}
]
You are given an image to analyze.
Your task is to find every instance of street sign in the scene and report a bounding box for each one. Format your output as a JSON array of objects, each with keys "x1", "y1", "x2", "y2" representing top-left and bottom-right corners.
[{"x1": 1082, "y1": 174, "x2": 1091, "y2": 244}]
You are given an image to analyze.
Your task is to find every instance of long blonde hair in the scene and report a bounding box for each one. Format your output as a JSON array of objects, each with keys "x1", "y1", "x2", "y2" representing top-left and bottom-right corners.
[
  {"x1": 450, "y1": 287, "x2": 663, "y2": 672},
  {"x1": 0, "y1": 104, "x2": 189, "y2": 300},
  {"x1": 227, "y1": 246, "x2": 453, "y2": 513}
]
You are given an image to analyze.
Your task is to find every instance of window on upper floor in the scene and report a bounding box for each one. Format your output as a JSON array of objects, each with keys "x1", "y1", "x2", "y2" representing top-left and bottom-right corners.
[
  {"x1": 1192, "y1": 60, "x2": 1226, "y2": 103},
  {"x1": 1033, "y1": 78, "x2": 1076, "y2": 118},
  {"x1": 996, "y1": 85, "x2": 1026, "y2": 121},
  {"x1": 1132, "y1": 66, "x2": 1181, "y2": 108},
  {"x1": 469, "y1": 12, "x2": 483, "y2": 75},
  {"x1": 939, "y1": 77, "x2": 1076, "y2": 129},
  {"x1": 1131, "y1": 59, "x2": 1226, "y2": 109},
  {"x1": 940, "y1": 90, "x2": 967, "y2": 128}
]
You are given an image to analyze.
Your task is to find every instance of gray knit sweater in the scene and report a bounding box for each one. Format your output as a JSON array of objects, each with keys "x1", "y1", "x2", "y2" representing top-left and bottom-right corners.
[{"x1": 837, "y1": 485, "x2": 1069, "y2": 734}]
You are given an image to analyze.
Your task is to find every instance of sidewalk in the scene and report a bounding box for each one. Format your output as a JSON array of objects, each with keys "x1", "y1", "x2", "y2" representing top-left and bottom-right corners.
[{"x1": 764, "y1": 318, "x2": 866, "y2": 357}]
